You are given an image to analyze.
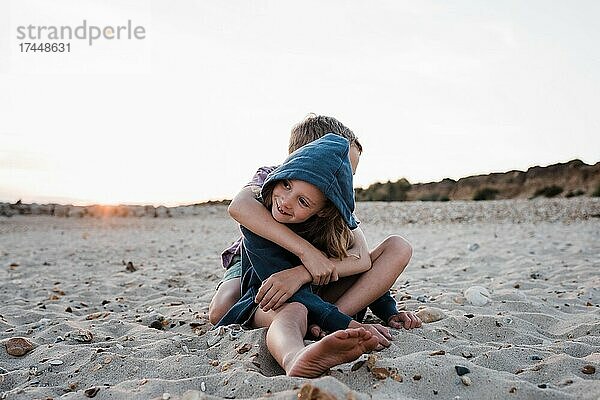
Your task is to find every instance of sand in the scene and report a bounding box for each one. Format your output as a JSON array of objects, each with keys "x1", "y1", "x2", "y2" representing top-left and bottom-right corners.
[{"x1": 1, "y1": 198, "x2": 599, "y2": 399}]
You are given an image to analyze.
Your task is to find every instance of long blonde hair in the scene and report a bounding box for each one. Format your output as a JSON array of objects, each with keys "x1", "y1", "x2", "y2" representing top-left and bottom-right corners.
[{"x1": 261, "y1": 183, "x2": 353, "y2": 260}]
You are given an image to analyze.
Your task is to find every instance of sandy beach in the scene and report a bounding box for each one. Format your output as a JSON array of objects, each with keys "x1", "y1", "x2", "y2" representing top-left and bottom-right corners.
[{"x1": 1, "y1": 198, "x2": 599, "y2": 400}]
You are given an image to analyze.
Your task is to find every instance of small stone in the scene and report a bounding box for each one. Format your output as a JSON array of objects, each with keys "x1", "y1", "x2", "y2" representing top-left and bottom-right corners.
[
  {"x1": 236, "y1": 343, "x2": 252, "y2": 354},
  {"x1": 416, "y1": 295, "x2": 430, "y2": 303},
  {"x1": 371, "y1": 367, "x2": 389, "y2": 380},
  {"x1": 582, "y1": 365, "x2": 596, "y2": 374},
  {"x1": 49, "y1": 359, "x2": 64, "y2": 366},
  {"x1": 351, "y1": 360, "x2": 365, "y2": 371},
  {"x1": 455, "y1": 366, "x2": 470, "y2": 376},
  {"x1": 412, "y1": 374, "x2": 421, "y2": 381},
  {"x1": 200, "y1": 381, "x2": 206, "y2": 392},
  {"x1": 509, "y1": 387, "x2": 517, "y2": 393},
  {"x1": 464, "y1": 314, "x2": 475, "y2": 319},
  {"x1": 464, "y1": 286, "x2": 491, "y2": 306},
  {"x1": 390, "y1": 371, "x2": 403, "y2": 382},
  {"x1": 125, "y1": 261, "x2": 137, "y2": 272},
  {"x1": 530, "y1": 355, "x2": 543, "y2": 361},
  {"x1": 84, "y1": 386, "x2": 100, "y2": 398},
  {"x1": 513, "y1": 283, "x2": 520, "y2": 289},
  {"x1": 429, "y1": 350, "x2": 446, "y2": 356},
  {"x1": 468, "y1": 243, "x2": 479, "y2": 251},
  {"x1": 366, "y1": 354, "x2": 377, "y2": 370},
  {"x1": 5, "y1": 337, "x2": 35, "y2": 356},
  {"x1": 537, "y1": 383, "x2": 547, "y2": 389},
  {"x1": 150, "y1": 320, "x2": 163, "y2": 330},
  {"x1": 162, "y1": 393, "x2": 171, "y2": 400},
  {"x1": 415, "y1": 307, "x2": 446, "y2": 323},
  {"x1": 460, "y1": 376, "x2": 472, "y2": 386},
  {"x1": 70, "y1": 329, "x2": 93, "y2": 343}
]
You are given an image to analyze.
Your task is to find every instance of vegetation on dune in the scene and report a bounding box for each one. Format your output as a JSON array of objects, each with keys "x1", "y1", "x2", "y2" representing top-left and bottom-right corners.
[
  {"x1": 473, "y1": 188, "x2": 499, "y2": 201},
  {"x1": 532, "y1": 185, "x2": 563, "y2": 198},
  {"x1": 355, "y1": 178, "x2": 411, "y2": 202}
]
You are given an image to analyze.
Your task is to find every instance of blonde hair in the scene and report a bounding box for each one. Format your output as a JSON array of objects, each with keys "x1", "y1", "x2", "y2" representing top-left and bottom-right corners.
[
  {"x1": 289, "y1": 114, "x2": 362, "y2": 154},
  {"x1": 261, "y1": 183, "x2": 353, "y2": 260}
]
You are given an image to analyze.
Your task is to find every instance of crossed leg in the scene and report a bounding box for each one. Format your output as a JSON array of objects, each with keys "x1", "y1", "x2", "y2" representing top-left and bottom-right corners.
[{"x1": 318, "y1": 235, "x2": 421, "y2": 331}]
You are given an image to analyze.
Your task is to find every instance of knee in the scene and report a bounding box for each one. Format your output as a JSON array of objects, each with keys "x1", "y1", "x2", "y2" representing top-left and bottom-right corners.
[
  {"x1": 281, "y1": 302, "x2": 308, "y2": 318},
  {"x1": 384, "y1": 235, "x2": 413, "y2": 269},
  {"x1": 208, "y1": 285, "x2": 240, "y2": 325},
  {"x1": 208, "y1": 301, "x2": 228, "y2": 325}
]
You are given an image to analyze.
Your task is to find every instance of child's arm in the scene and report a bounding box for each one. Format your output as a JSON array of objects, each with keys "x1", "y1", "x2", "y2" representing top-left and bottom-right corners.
[
  {"x1": 330, "y1": 226, "x2": 371, "y2": 277},
  {"x1": 228, "y1": 186, "x2": 337, "y2": 286},
  {"x1": 255, "y1": 227, "x2": 372, "y2": 312}
]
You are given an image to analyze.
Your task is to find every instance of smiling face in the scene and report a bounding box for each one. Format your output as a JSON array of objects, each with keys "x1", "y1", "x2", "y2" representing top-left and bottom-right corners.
[{"x1": 271, "y1": 179, "x2": 327, "y2": 224}]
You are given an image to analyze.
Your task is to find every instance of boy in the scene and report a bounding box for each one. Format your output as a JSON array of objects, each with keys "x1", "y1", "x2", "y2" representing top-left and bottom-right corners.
[{"x1": 208, "y1": 114, "x2": 421, "y2": 340}]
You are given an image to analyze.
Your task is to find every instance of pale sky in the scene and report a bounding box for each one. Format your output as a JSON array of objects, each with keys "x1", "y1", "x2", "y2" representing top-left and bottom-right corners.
[{"x1": 1, "y1": 0, "x2": 599, "y2": 206}]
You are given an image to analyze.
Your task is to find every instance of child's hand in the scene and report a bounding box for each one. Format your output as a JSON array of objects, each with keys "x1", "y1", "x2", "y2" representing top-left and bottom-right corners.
[
  {"x1": 255, "y1": 268, "x2": 308, "y2": 312},
  {"x1": 300, "y1": 247, "x2": 339, "y2": 286},
  {"x1": 388, "y1": 311, "x2": 422, "y2": 330}
]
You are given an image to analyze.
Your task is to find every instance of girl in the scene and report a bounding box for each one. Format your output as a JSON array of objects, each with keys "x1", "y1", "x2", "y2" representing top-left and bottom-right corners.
[{"x1": 217, "y1": 134, "x2": 384, "y2": 377}]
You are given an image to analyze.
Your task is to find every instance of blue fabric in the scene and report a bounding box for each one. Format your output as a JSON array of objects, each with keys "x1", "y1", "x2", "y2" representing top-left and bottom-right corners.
[
  {"x1": 216, "y1": 227, "x2": 352, "y2": 332},
  {"x1": 262, "y1": 133, "x2": 357, "y2": 229}
]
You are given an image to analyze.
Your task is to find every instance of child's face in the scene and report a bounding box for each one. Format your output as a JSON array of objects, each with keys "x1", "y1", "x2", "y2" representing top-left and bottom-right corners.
[
  {"x1": 349, "y1": 144, "x2": 361, "y2": 175},
  {"x1": 271, "y1": 179, "x2": 326, "y2": 224}
]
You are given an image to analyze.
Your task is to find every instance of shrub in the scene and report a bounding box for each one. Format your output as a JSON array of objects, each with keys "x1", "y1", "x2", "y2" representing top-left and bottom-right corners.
[
  {"x1": 565, "y1": 189, "x2": 585, "y2": 198},
  {"x1": 355, "y1": 179, "x2": 411, "y2": 201},
  {"x1": 473, "y1": 187, "x2": 499, "y2": 201},
  {"x1": 533, "y1": 185, "x2": 563, "y2": 198}
]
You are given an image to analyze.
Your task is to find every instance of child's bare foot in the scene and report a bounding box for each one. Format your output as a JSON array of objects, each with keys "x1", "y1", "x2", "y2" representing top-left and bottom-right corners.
[
  {"x1": 287, "y1": 328, "x2": 378, "y2": 377},
  {"x1": 388, "y1": 311, "x2": 422, "y2": 329}
]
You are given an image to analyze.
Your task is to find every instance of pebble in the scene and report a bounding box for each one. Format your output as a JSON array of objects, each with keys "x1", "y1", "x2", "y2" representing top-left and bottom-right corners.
[
  {"x1": 530, "y1": 355, "x2": 543, "y2": 361},
  {"x1": 460, "y1": 376, "x2": 472, "y2": 386},
  {"x1": 455, "y1": 366, "x2": 470, "y2": 376},
  {"x1": 84, "y1": 386, "x2": 100, "y2": 398},
  {"x1": 371, "y1": 367, "x2": 390, "y2": 380},
  {"x1": 5, "y1": 337, "x2": 35, "y2": 356},
  {"x1": 49, "y1": 359, "x2": 64, "y2": 366},
  {"x1": 429, "y1": 350, "x2": 446, "y2": 356},
  {"x1": 236, "y1": 343, "x2": 252, "y2": 354},
  {"x1": 464, "y1": 286, "x2": 491, "y2": 306},
  {"x1": 69, "y1": 329, "x2": 93, "y2": 343},
  {"x1": 200, "y1": 381, "x2": 206, "y2": 392},
  {"x1": 416, "y1": 295, "x2": 430, "y2": 303},
  {"x1": 468, "y1": 243, "x2": 480, "y2": 251},
  {"x1": 162, "y1": 393, "x2": 171, "y2": 400},
  {"x1": 415, "y1": 307, "x2": 446, "y2": 323},
  {"x1": 582, "y1": 365, "x2": 595, "y2": 374}
]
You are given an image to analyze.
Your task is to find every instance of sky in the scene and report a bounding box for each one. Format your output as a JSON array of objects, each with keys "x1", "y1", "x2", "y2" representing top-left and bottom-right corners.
[{"x1": 1, "y1": 0, "x2": 599, "y2": 206}]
